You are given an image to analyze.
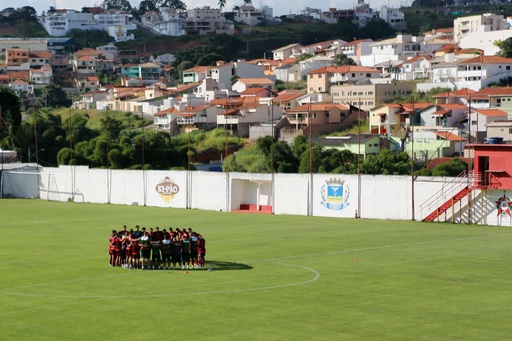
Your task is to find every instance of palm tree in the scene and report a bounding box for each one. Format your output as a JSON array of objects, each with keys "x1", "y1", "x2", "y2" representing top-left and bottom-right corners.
[{"x1": 218, "y1": 0, "x2": 226, "y2": 12}]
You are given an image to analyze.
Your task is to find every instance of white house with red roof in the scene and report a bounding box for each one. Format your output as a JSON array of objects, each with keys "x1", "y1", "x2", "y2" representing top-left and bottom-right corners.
[
  {"x1": 469, "y1": 87, "x2": 512, "y2": 110},
  {"x1": 231, "y1": 78, "x2": 275, "y2": 93},
  {"x1": 340, "y1": 39, "x2": 373, "y2": 65},
  {"x1": 30, "y1": 65, "x2": 53, "y2": 85},
  {"x1": 432, "y1": 88, "x2": 475, "y2": 105},
  {"x1": 469, "y1": 108, "x2": 510, "y2": 143},
  {"x1": 280, "y1": 102, "x2": 354, "y2": 141},
  {"x1": 212, "y1": 97, "x2": 282, "y2": 137},
  {"x1": 418, "y1": 103, "x2": 468, "y2": 128},
  {"x1": 432, "y1": 56, "x2": 512, "y2": 91},
  {"x1": 369, "y1": 102, "x2": 431, "y2": 137},
  {"x1": 272, "y1": 43, "x2": 301, "y2": 61},
  {"x1": 9, "y1": 79, "x2": 33, "y2": 96},
  {"x1": 486, "y1": 120, "x2": 512, "y2": 143},
  {"x1": 393, "y1": 55, "x2": 432, "y2": 81},
  {"x1": 182, "y1": 66, "x2": 213, "y2": 84},
  {"x1": 306, "y1": 65, "x2": 380, "y2": 93},
  {"x1": 362, "y1": 34, "x2": 422, "y2": 67}
]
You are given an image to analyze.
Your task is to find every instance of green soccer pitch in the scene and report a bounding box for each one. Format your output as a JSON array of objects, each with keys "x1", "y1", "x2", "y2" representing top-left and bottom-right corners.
[{"x1": 1, "y1": 199, "x2": 512, "y2": 340}]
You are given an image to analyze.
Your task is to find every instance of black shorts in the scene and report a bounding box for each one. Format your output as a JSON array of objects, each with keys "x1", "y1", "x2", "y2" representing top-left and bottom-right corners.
[
  {"x1": 171, "y1": 254, "x2": 181, "y2": 263},
  {"x1": 140, "y1": 249, "x2": 150, "y2": 259},
  {"x1": 182, "y1": 252, "x2": 190, "y2": 262},
  {"x1": 190, "y1": 250, "x2": 198, "y2": 259},
  {"x1": 151, "y1": 250, "x2": 161, "y2": 261},
  {"x1": 162, "y1": 254, "x2": 171, "y2": 262}
]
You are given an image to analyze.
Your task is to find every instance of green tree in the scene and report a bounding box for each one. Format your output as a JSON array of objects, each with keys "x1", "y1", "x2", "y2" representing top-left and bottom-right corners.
[
  {"x1": 197, "y1": 52, "x2": 225, "y2": 66},
  {"x1": 0, "y1": 88, "x2": 22, "y2": 144},
  {"x1": 360, "y1": 149, "x2": 410, "y2": 175},
  {"x1": 274, "y1": 140, "x2": 298, "y2": 173},
  {"x1": 227, "y1": 145, "x2": 268, "y2": 172},
  {"x1": 218, "y1": 0, "x2": 227, "y2": 11},
  {"x1": 331, "y1": 19, "x2": 359, "y2": 42},
  {"x1": 298, "y1": 144, "x2": 322, "y2": 173},
  {"x1": 137, "y1": 0, "x2": 158, "y2": 14},
  {"x1": 295, "y1": 53, "x2": 314, "y2": 64},
  {"x1": 35, "y1": 84, "x2": 72, "y2": 108},
  {"x1": 292, "y1": 135, "x2": 308, "y2": 160},
  {"x1": 101, "y1": 0, "x2": 132, "y2": 11},
  {"x1": 332, "y1": 54, "x2": 357, "y2": 66},
  {"x1": 359, "y1": 19, "x2": 395, "y2": 40},
  {"x1": 431, "y1": 158, "x2": 468, "y2": 177},
  {"x1": 495, "y1": 38, "x2": 512, "y2": 58}
]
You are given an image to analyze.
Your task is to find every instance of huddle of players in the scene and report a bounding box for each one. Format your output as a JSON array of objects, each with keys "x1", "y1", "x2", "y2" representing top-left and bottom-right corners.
[{"x1": 109, "y1": 225, "x2": 206, "y2": 270}]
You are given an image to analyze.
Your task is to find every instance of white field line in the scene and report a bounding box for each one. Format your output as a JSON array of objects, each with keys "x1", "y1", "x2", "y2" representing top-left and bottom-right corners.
[{"x1": 0, "y1": 234, "x2": 508, "y2": 299}]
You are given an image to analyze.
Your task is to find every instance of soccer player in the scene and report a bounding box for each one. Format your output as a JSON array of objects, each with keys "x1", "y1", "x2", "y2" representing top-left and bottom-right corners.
[
  {"x1": 124, "y1": 230, "x2": 133, "y2": 268},
  {"x1": 133, "y1": 225, "x2": 142, "y2": 239},
  {"x1": 197, "y1": 234, "x2": 206, "y2": 268},
  {"x1": 154, "y1": 226, "x2": 163, "y2": 241},
  {"x1": 108, "y1": 230, "x2": 117, "y2": 266},
  {"x1": 171, "y1": 236, "x2": 182, "y2": 270},
  {"x1": 161, "y1": 234, "x2": 172, "y2": 270},
  {"x1": 150, "y1": 236, "x2": 162, "y2": 270},
  {"x1": 176, "y1": 228, "x2": 184, "y2": 241},
  {"x1": 190, "y1": 232, "x2": 199, "y2": 269},
  {"x1": 140, "y1": 231, "x2": 151, "y2": 269},
  {"x1": 181, "y1": 232, "x2": 191, "y2": 269},
  {"x1": 131, "y1": 236, "x2": 140, "y2": 269},
  {"x1": 113, "y1": 233, "x2": 123, "y2": 267}
]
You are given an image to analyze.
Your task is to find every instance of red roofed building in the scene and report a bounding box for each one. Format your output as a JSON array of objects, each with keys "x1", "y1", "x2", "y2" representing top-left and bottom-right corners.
[
  {"x1": 469, "y1": 87, "x2": 512, "y2": 111},
  {"x1": 281, "y1": 103, "x2": 355, "y2": 141},
  {"x1": 306, "y1": 66, "x2": 380, "y2": 94},
  {"x1": 433, "y1": 88, "x2": 475, "y2": 105},
  {"x1": 369, "y1": 102, "x2": 431, "y2": 136},
  {"x1": 419, "y1": 103, "x2": 468, "y2": 128},
  {"x1": 469, "y1": 108, "x2": 509, "y2": 143}
]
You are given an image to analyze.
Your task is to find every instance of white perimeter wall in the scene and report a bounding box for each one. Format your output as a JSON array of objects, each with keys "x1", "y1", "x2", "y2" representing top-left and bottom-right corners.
[{"x1": 4, "y1": 165, "x2": 511, "y2": 225}]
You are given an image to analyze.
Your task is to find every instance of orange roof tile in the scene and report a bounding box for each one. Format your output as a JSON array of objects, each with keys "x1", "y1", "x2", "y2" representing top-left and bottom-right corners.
[
  {"x1": 473, "y1": 109, "x2": 508, "y2": 117},
  {"x1": 434, "y1": 131, "x2": 465, "y2": 141},
  {"x1": 308, "y1": 66, "x2": 379, "y2": 74},
  {"x1": 433, "y1": 88, "x2": 476, "y2": 98},
  {"x1": 286, "y1": 103, "x2": 350, "y2": 112}
]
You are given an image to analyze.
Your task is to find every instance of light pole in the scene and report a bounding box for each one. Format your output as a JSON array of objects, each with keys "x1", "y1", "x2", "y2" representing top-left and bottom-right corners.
[
  {"x1": 308, "y1": 100, "x2": 313, "y2": 216},
  {"x1": 141, "y1": 111, "x2": 146, "y2": 206},
  {"x1": 357, "y1": 98, "x2": 361, "y2": 219},
  {"x1": 105, "y1": 106, "x2": 110, "y2": 204},
  {"x1": 225, "y1": 99, "x2": 229, "y2": 212},
  {"x1": 187, "y1": 105, "x2": 192, "y2": 209},
  {"x1": 0, "y1": 106, "x2": 3, "y2": 172},
  {"x1": 411, "y1": 99, "x2": 415, "y2": 221},
  {"x1": 270, "y1": 99, "x2": 275, "y2": 214},
  {"x1": 69, "y1": 105, "x2": 75, "y2": 201},
  {"x1": 28, "y1": 148, "x2": 45, "y2": 163}
]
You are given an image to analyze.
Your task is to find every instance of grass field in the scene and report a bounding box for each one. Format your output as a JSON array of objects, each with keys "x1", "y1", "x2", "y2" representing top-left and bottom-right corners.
[{"x1": 1, "y1": 199, "x2": 512, "y2": 340}]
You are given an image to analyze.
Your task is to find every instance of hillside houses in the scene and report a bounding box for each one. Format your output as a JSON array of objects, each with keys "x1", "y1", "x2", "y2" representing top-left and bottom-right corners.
[{"x1": 5, "y1": 5, "x2": 512, "y2": 163}]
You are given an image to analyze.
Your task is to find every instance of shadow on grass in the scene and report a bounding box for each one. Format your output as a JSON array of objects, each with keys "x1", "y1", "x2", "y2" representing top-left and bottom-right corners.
[{"x1": 204, "y1": 260, "x2": 253, "y2": 271}]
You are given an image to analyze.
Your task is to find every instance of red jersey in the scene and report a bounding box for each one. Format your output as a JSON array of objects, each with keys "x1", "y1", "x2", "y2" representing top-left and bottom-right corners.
[{"x1": 113, "y1": 236, "x2": 122, "y2": 252}]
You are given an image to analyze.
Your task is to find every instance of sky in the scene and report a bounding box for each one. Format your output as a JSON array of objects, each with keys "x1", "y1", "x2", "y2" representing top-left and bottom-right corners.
[{"x1": 2, "y1": 0, "x2": 405, "y2": 17}]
